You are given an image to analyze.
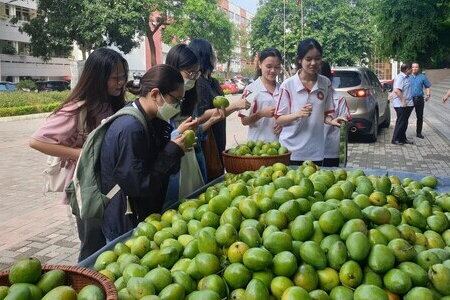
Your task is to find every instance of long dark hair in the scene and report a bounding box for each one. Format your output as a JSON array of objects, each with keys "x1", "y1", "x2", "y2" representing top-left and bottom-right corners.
[
  {"x1": 54, "y1": 48, "x2": 128, "y2": 131},
  {"x1": 256, "y1": 47, "x2": 282, "y2": 78},
  {"x1": 188, "y1": 39, "x2": 216, "y2": 76},
  {"x1": 166, "y1": 44, "x2": 200, "y2": 116},
  {"x1": 320, "y1": 61, "x2": 332, "y2": 81},
  {"x1": 295, "y1": 38, "x2": 323, "y2": 70},
  {"x1": 136, "y1": 64, "x2": 184, "y2": 97}
]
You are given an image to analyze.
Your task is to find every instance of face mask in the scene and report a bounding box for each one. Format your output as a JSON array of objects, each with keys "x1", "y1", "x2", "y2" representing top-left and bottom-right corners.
[
  {"x1": 156, "y1": 93, "x2": 181, "y2": 122},
  {"x1": 184, "y1": 78, "x2": 196, "y2": 91}
]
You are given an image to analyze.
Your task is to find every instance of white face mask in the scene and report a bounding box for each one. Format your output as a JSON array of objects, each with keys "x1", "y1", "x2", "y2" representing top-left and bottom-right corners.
[
  {"x1": 156, "y1": 93, "x2": 181, "y2": 122},
  {"x1": 184, "y1": 78, "x2": 196, "y2": 91}
]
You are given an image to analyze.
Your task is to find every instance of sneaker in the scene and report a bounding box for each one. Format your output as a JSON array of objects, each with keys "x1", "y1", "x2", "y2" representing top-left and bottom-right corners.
[{"x1": 417, "y1": 134, "x2": 424, "y2": 139}]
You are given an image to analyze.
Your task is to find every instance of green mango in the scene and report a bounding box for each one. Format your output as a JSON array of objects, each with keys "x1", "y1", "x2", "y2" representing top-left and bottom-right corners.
[
  {"x1": 354, "y1": 284, "x2": 388, "y2": 300},
  {"x1": 299, "y1": 241, "x2": 327, "y2": 270},
  {"x1": 8, "y1": 258, "x2": 42, "y2": 284},
  {"x1": 159, "y1": 283, "x2": 185, "y2": 300},
  {"x1": 8, "y1": 284, "x2": 41, "y2": 300},
  {"x1": 329, "y1": 286, "x2": 353, "y2": 300},
  {"x1": 340, "y1": 219, "x2": 367, "y2": 240},
  {"x1": 383, "y1": 268, "x2": 412, "y2": 294},
  {"x1": 403, "y1": 287, "x2": 434, "y2": 300},
  {"x1": 36, "y1": 269, "x2": 66, "y2": 294},
  {"x1": 346, "y1": 232, "x2": 370, "y2": 262},
  {"x1": 243, "y1": 279, "x2": 270, "y2": 300},
  {"x1": 429, "y1": 264, "x2": 450, "y2": 296},
  {"x1": 4, "y1": 286, "x2": 30, "y2": 300},
  {"x1": 398, "y1": 261, "x2": 429, "y2": 286},
  {"x1": 327, "y1": 241, "x2": 347, "y2": 270},
  {"x1": 41, "y1": 286, "x2": 77, "y2": 300},
  {"x1": 368, "y1": 244, "x2": 395, "y2": 273},
  {"x1": 77, "y1": 285, "x2": 105, "y2": 300}
]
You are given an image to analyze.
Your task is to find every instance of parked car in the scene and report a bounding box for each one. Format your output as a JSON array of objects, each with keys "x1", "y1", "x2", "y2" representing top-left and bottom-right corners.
[
  {"x1": 0, "y1": 81, "x2": 17, "y2": 92},
  {"x1": 36, "y1": 80, "x2": 70, "y2": 92},
  {"x1": 332, "y1": 67, "x2": 391, "y2": 142},
  {"x1": 220, "y1": 79, "x2": 239, "y2": 94}
]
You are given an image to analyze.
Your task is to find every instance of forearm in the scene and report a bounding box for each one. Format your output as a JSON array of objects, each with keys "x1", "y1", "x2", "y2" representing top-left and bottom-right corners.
[
  {"x1": 225, "y1": 103, "x2": 241, "y2": 116},
  {"x1": 276, "y1": 114, "x2": 300, "y2": 126},
  {"x1": 29, "y1": 138, "x2": 81, "y2": 160},
  {"x1": 394, "y1": 89, "x2": 405, "y2": 102},
  {"x1": 241, "y1": 112, "x2": 262, "y2": 126},
  {"x1": 197, "y1": 109, "x2": 214, "y2": 124}
]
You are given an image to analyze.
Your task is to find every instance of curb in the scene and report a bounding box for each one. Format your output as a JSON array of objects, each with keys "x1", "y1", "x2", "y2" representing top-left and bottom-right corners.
[{"x1": 0, "y1": 112, "x2": 50, "y2": 123}]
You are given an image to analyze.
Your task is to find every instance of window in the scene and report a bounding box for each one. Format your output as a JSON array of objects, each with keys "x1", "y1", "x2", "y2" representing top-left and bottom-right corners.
[
  {"x1": 332, "y1": 71, "x2": 362, "y2": 88},
  {"x1": 18, "y1": 42, "x2": 31, "y2": 55},
  {"x1": 15, "y1": 7, "x2": 30, "y2": 21}
]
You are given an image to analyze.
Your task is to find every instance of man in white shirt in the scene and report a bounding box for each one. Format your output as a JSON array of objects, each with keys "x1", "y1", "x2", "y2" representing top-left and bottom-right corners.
[{"x1": 391, "y1": 63, "x2": 413, "y2": 145}]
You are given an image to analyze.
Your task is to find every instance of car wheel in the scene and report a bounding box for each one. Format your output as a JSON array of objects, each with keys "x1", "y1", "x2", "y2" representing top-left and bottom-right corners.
[
  {"x1": 367, "y1": 112, "x2": 378, "y2": 142},
  {"x1": 381, "y1": 105, "x2": 391, "y2": 128}
]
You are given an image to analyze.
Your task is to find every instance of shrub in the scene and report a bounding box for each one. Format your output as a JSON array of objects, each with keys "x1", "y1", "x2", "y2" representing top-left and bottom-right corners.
[
  {"x1": 0, "y1": 102, "x2": 60, "y2": 117},
  {"x1": 16, "y1": 79, "x2": 37, "y2": 91},
  {"x1": 1, "y1": 44, "x2": 16, "y2": 55},
  {"x1": 0, "y1": 91, "x2": 69, "y2": 108}
]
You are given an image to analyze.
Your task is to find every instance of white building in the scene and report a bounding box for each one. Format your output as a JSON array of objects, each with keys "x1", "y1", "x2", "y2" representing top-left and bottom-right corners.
[{"x1": 0, "y1": 0, "x2": 71, "y2": 83}]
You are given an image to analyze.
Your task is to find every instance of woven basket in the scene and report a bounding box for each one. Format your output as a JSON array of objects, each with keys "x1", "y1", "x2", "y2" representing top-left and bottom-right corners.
[
  {"x1": 0, "y1": 265, "x2": 117, "y2": 299},
  {"x1": 222, "y1": 151, "x2": 291, "y2": 174}
]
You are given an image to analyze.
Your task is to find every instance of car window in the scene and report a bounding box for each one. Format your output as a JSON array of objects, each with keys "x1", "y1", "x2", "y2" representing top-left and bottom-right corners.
[
  {"x1": 332, "y1": 71, "x2": 362, "y2": 88},
  {"x1": 368, "y1": 72, "x2": 381, "y2": 88},
  {"x1": 0, "y1": 84, "x2": 7, "y2": 91},
  {"x1": 6, "y1": 83, "x2": 16, "y2": 91}
]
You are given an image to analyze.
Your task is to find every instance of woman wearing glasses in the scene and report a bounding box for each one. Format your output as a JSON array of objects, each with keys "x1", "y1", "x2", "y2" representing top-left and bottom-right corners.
[
  {"x1": 164, "y1": 44, "x2": 225, "y2": 209},
  {"x1": 99, "y1": 64, "x2": 187, "y2": 242},
  {"x1": 189, "y1": 39, "x2": 250, "y2": 181}
]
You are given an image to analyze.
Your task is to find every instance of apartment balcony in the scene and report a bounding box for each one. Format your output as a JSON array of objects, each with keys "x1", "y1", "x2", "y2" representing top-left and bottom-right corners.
[{"x1": 0, "y1": 54, "x2": 71, "y2": 78}]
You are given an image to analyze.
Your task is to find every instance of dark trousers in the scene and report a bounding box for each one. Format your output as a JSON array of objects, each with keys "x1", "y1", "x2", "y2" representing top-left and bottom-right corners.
[
  {"x1": 76, "y1": 217, "x2": 106, "y2": 262},
  {"x1": 392, "y1": 106, "x2": 414, "y2": 143},
  {"x1": 413, "y1": 96, "x2": 424, "y2": 135},
  {"x1": 322, "y1": 158, "x2": 340, "y2": 167},
  {"x1": 290, "y1": 160, "x2": 323, "y2": 166}
]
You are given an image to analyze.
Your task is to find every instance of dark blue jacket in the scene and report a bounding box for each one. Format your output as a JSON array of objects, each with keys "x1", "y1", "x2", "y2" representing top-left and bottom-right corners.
[{"x1": 100, "y1": 100, "x2": 184, "y2": 241}]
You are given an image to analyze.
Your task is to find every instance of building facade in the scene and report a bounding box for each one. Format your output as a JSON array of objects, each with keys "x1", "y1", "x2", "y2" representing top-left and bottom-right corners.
[{"x1": 0, "y1": 0, "x2": 71, "y2": 83}]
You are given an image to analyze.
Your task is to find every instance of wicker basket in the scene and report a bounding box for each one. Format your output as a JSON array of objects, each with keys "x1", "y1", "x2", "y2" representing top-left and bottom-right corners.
[
  {"x1": 222, "y1": 151, "x2": 291, "y2": 174},
  {"x1": 0, "y1": 265, "x2": 117, "y2": 299}
]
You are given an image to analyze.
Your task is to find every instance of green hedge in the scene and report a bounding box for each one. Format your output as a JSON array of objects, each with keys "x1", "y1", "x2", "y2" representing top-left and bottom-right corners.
[
  {"x1": 0, "y1": 91, "x2": 68, "y2": 117},
  {"x1": 0, "y1": 102, "x2": 61, "y2": 117},
  {"x1": 0, "y1": 91, "x2": 69, "y2": 108}
]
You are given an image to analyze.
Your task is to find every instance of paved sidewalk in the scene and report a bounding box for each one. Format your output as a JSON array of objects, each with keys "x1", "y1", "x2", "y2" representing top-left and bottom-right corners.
[{"x1": 0, "y1": 100, "x2": 449, "y2": 271}]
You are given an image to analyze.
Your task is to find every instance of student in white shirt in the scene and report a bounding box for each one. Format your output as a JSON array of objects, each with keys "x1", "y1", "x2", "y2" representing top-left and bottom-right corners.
[
  {"x1": 240, "y1": 47, "x2": 282, "y2": 142},
  {"x1": 320, "y1": 62, "x2": 351, "y2": 167},
  {"x1": 275, "y1": 38, "x2": 341, "y2": 165}
]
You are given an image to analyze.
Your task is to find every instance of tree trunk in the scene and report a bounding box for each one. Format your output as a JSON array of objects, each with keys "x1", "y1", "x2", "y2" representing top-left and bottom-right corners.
[
  {"x1": 226, "y1": 59, "x2": 231, "y2": 78},
  {"x1": 146, "y1": 31, "x2": 157, "y2": 67}
]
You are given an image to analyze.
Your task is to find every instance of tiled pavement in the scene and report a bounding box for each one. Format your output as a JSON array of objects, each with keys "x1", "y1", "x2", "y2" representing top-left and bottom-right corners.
[{"x1": 1, "y1": 95, "x2": 449, "y2": 271}]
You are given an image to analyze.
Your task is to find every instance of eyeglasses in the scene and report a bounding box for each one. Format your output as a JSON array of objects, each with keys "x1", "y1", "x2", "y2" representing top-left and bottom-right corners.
[
  {"x1": 183, "y1": 70, "x2": 201, "y2": 80},
  {"x1": 167, "y1": 92, "x2": 184, "y2": 107}
]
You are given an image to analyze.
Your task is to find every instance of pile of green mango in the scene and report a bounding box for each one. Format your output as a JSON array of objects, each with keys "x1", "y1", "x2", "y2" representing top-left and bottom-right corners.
[
  {"x1": 227, "y1": 140, "x2": 288, "y2": 157},
  {"x1": 0, "y1": 257, "x2": 105, "y2": 300},
  {"x1": 92, "y1": 161, "x2": 450, "y2": 300}
]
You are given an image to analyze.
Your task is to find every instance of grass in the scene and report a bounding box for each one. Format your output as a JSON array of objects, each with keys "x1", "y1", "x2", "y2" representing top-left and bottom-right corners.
[{"x1": 0, "y1": 91, "x2": 70, "y2": 117}]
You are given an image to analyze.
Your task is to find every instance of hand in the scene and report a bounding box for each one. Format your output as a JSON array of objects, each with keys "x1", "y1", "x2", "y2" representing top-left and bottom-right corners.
[
  {"x1": 296, "y1": 104, "x2": 313, "y2": 118},
  {"x1": 209, "y1": 108, "x2": 225, "y2": 125},
  {"x1": 331, "y1": 116, "x2": 347, "y2": 127},
  {"x1": 273, "y1": 124, "x2": 282, "y2": 135},
  {"x1": 172, "y1": 135, "x2": 186, "y2": 152},
  {"x1": 60, "y1": 158, "x2": 76, "y2": 168},
  {"x1": 425, "y1": 95, "x2": 430, "y2": 102},
  {"x1": 259, "y1": 106, "x2": 276, "y2": 118},
  {"x1": 177, "y1": 116, "x2": 198, "y2": 134},
  {"x1": 233, "y1": 95, "x2": 251, "y2": 110},
  {"x1": 328, "y1": 117, "x2": 342, "y2": 127},
  {"x1": 443, "y1": 97, "x2": 449, "y2": 104},
  {"x1": 402, "y1": 100, "x2": 407, "y2": 107}
]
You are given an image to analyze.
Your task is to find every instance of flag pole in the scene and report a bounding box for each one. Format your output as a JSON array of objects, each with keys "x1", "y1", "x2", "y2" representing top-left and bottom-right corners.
[{"x1": 283, "y1": 0, "x2": 286, "y2": 74}]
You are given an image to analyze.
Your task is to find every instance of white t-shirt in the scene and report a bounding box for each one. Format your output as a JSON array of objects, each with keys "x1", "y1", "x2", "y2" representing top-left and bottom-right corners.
[
  {"x1": 239, "y1": 77, "x2": 280, "y2": 142},
  {"x1": 275, "y1": 72, "x2": 335, "y2": 161},
  {"x1": 324, "y1": 91, "x2": 352, "y2": 158}
]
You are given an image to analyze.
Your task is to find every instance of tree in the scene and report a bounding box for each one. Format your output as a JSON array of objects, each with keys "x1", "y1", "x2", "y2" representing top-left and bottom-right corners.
[
  {"x1": 375, "y1": 0, "x2": 450, "y2": 67},
  {"x1": 162, "y1": 0, "x2": 234, "y2": 63},
  {"x1": 251, "y1": 0, "x2": 376, "y2": 71}
]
